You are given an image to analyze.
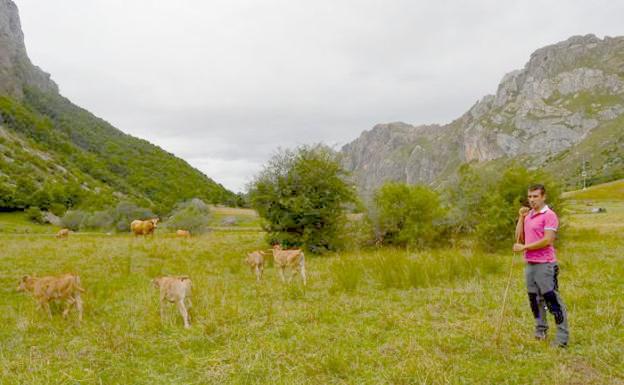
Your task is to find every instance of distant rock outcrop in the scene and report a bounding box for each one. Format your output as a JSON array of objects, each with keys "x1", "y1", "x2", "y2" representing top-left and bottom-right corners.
[{"x1": 342, "y1": 34, "x2": 624, "y2": 193}]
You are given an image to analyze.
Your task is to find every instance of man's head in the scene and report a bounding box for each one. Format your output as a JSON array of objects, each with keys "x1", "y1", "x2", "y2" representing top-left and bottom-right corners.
[{"x1": 527, "y1": 184, "x2": 546, "y2": 210}]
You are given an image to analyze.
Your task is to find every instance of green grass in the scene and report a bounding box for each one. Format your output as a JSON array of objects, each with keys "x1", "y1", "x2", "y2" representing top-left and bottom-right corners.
[
  {"x1": 0, "y1": 211, "x2": 58, "y2": 234},
  {"x1": 0, "y1": 199, "x2": 623, "y2": 383},
  {"x1": 209, "y1": 206, "x2": 262, "y2": 229}
]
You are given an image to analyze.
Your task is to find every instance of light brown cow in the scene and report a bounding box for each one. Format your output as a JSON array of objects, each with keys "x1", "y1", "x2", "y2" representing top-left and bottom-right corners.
[
  {"x1": 131, "y1": 218, "x2": 159, "y2": 236},
  {"x1": 17, "y1": 273, "x2": 84, "y2": 321},
  {"x1": 56, "y1": 228, "x2": 70, "y2": 239},
  {"x1": 176, "y1": 229, "x2": 191, "y2": 238},
  {"x1": 152, "y1": 276, "x2": 192, "y2": 328},
  {"x1": 246, "y1": 251, "x2": 265, "y2": 282},
  {"x1": 271, "y1": 244, "x2": 307, "y2": 285}
]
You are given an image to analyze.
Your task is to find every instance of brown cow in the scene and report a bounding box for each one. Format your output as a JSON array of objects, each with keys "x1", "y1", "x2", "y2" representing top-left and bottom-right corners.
[
  {"x1": 271, "y1": 244, "x2": 307, "y2": 285},
  {"x1": 56, "y1": 228, "x2": 70, "y2": 239},
  {"x1": 246, "y1": 251, "x2": 265, "y2": 282},
  {"x1": 130, "y1": 218, "x2": 159, "y2": 236},
  {"x1": 17, "y1": 273, "x2": 84, "y2": 321},
  {"x1": 176, "y1": 229, "x2": 191, "y2": 238},
  {"x1": 152, "y1": 276, "x2": 192, "y2": 328}
]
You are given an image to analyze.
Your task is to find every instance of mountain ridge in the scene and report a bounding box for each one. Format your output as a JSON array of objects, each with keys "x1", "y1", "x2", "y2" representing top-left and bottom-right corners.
[{"x1": 341, "y1": 34, "x2": 624, "y2": 194}]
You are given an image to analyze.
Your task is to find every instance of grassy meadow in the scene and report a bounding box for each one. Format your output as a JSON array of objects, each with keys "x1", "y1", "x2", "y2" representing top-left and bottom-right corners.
[{"x1": 0, "y1": 185, "x2": 623, "y2": 384}]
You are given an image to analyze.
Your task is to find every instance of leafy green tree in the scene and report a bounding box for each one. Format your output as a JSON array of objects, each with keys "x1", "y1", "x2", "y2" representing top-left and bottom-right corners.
[
  {"x1": 374, "y1": 182, "x2": 446, "y2": 248},
  {"x1": 249, "y1": 145, "x2": 357, "y2": 253}
]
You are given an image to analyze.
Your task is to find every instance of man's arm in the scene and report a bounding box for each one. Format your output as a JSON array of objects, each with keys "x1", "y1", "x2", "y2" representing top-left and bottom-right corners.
[
  {"x1": 523, "y1": 230, "x2": 556, "y2": 250},
  {"x1": 515, "y1": 215, "x2": 525, "y2": 244},
  {"x1": 513, "y1": 229, "x2": 556, "y2": 252},
  {"x1": 515, "y1": 207, "x2": 529, "y2": 243}
]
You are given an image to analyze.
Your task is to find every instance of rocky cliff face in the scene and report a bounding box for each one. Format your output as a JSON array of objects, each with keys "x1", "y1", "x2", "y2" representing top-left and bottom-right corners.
[
  {"x1": 342, "y1": 34, "x2": 624, "y2": 193},
  {"x1": 0, "y1": 0, "x2": 57, "y2": 98}
]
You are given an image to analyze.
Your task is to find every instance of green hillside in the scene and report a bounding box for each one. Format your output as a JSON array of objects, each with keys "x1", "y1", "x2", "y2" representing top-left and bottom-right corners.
[
  {"x1": 0, "y1": 88, "x2": 239, "y2": 214},
  {"x1": 563, "y1": 178, "x2": 624, "y2": 200}
]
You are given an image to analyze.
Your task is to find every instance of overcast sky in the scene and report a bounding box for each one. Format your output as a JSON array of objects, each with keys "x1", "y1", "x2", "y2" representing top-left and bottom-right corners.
[{"x1": 14, "y1": 0, "x2": 624, "y2": 192}]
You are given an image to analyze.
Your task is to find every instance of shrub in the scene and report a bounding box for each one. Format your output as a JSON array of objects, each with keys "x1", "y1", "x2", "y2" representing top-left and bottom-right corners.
[
  {"x1": 165, "y1": 198, "x2": 212, "y2": 235},
  {"x1": 81, "y1": 210, "x2": 115, "y2": 231},
  {"x1": 25, "y1": 206, "x2": 44, "y2": 224},
  {"x1": 113, "y1": 202, "x2": 155, "y2": 232},
  {"x1": 249, "y1": 145, "x2": 357, "y2": 253},
  {"x1": 48, "y1": 203, "x2": 67, "y2": 217},
  {"x1": 374, "y1": 182, "x2": 446, "y2": 248},
  {"x1": 445, "y1": 163, "x2": 565, "y2": 252},
  {"x1": 61, "y1": 210, "x2": 88, "y2": 231}
]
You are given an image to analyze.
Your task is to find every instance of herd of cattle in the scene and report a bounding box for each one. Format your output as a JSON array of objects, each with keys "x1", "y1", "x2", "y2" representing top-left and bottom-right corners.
[{"x1": 19, "y1": 218, "x2": 307, "y2": 329}]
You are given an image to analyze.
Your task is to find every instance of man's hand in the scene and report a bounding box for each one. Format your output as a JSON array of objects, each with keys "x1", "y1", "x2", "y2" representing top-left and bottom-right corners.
[
  {"x1": 513, "y1": 243, "x2": 525, "y2": 252},
  {"x1": 519, "y1": 206, "x2": 530, "y2": 217}
]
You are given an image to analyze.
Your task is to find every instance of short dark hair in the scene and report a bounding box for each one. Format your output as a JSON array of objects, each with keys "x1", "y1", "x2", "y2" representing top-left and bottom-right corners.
[{"x1": 528, "y1": 184, "x2": 546, "y2": 195}]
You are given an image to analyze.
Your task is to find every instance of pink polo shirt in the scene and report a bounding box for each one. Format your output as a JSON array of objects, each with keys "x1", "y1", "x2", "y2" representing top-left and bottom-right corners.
[{"x1": 523, "y1": 205, "x2": 558, "y2": 263}]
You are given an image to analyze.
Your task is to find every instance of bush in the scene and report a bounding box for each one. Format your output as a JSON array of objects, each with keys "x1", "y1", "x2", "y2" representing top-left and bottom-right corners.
[
  {"x1": 445, "y1": 163, "x2": 565, "y2": 252},
  {"x1": 82, "y1": 210, "x2": 115, "y2": 230},
  {"x1": 61, "y1": 210, "x2": 88, "y2": 231},
  {"x1": 48, "y1": 203, "x2": 67, "y2": 217},
  {"x1": 340, "y1": 214, "x2": 376, "y2": 250},
  {"x1": 249, "y1": 145, "x2": 357, "y2": 253},
  {"x1": 113, "y1": 202, "x2": 155, "y2": 232},
  {"x1": 374, "y1": 182, "x2": 446, "y2": 248},
  {"x1": 25, "y1": 206, "x2": 44, "y2": 224},
  {"x1": 165, "y1": 198, "x2": 212, "y2": 235}
]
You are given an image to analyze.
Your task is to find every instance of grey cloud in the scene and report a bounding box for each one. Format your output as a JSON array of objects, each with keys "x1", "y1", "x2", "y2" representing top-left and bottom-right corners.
[{"x1": 14, "y1": 0, "x2": 624, "y2": 191}]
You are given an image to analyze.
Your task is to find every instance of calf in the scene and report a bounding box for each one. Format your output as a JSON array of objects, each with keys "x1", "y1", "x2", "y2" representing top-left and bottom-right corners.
[
  {"x1": 246, "y1": 251, "x2": 265, "y2": 282},
  {"x1": 56, "y1": 228, "x2": 70, "y2": 239},
  {"x1": 152, "y1": 276, "x2": 192, "y2": 328},
  {"x1": 17, "y1": 273, "x2": 84, "y2": 321},
  {"x1": 176, "y1": 229, "x2": 191, "y2": 238},
  {"x1": 271, "y1": 244, "x2": 307, "y2": 286}
]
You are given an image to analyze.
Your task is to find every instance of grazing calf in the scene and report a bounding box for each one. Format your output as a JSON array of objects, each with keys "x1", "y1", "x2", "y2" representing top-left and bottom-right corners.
[
  {"x1": 176, "y1": 229, "x2": 191, "y2": 238},
  {"x1": 56, "y1": 228, "x2": 70, "y2": 239},
  {"x1": 152, "y1": 276, "x2": 192, "y2": 328},
  {"x1": 246, "y1": 251, "x2": 265, "y2": 282},
  {"x1": 271, "y1": 244, "x2": 307, "y2": 286},
  {"x1": 17, "y1": 273, "x2": 84, "y2": 321},
  {"x1": 131, "y1": 218, "x2": 159, "y2": 236}
]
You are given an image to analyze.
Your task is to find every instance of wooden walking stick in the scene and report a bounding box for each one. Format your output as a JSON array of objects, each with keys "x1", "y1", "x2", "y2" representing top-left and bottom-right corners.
[{"x1": 495, "y1": 207, "x2": 528, "y2": 345}]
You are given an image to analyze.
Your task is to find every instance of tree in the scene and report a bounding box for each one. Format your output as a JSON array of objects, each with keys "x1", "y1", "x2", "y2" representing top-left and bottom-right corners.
[
  {"x1": 374, "y1": 182, "x2": 446, "y2": 248},
  {"x1": 249, "y1": 145, "x2": 357, "y2": 253}
]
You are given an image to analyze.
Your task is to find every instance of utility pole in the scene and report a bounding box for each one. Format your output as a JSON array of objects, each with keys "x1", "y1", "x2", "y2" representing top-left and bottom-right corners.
[{"x1": 581, "y1": 155, "x2": 587, "y2": 190}]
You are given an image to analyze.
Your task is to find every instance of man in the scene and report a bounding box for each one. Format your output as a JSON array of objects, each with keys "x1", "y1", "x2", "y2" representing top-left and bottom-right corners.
[{"x1": 513, "y1": 184, "x2": 569, "y2": 347}]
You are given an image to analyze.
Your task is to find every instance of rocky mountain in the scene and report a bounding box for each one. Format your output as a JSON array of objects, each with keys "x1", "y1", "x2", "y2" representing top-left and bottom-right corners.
[
  {"x1": 342, "y1": 34, "x2": 624, "y2": 194},
  {"x1": 0, "y1": 0, "x2": 57, "y2": 98},
  {"x1": 0, "y1": 0, "x2": 237, "y2": 213}
]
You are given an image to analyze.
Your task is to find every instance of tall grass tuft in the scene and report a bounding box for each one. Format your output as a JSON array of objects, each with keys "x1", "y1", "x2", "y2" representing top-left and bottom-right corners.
[
  {"x1": 370, "y1": 249, "x2": 409, "y2": 289},
  {"x1": 330, "y1": 256, "x2": 364, "y2": 293}
]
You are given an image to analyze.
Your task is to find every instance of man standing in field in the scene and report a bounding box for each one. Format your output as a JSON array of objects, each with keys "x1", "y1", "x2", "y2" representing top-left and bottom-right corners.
[{"x1": 513, "y1": 184, "x2": 569, "y2": 347}]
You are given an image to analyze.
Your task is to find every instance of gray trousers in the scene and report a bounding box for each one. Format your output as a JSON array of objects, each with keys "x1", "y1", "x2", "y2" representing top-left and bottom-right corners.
[{"x1": 524, "y1": 262, "x2": 569, "y2": 345}]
